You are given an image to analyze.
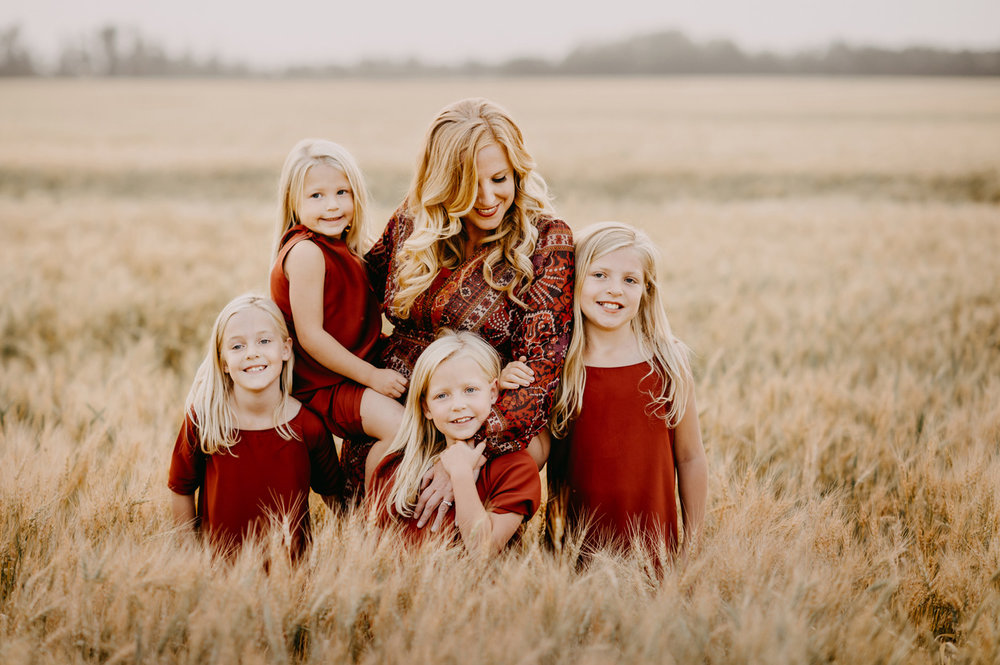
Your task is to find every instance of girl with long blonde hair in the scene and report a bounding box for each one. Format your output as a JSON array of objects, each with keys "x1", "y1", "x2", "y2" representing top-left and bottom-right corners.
[
  {"x1": 548, "y1": 222, "x2": 708, "y2": 555},
  {"x1": 269, "y1": 138, "x2": 405, "y2": 497},
  {"x1": 168, "y1": 294, "x2": 343, "y2": 556},
  {"x1": 362, "y1": 98, "x2": 573, "y2": 528},
  {"x1": 365, "y1": 330, "x2": 541, "y2": 554}
]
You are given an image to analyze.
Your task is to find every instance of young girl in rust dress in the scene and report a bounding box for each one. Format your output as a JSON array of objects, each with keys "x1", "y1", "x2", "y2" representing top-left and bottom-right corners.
[
  {"x1": 269, "y1": 139, "x2": 405, "y2": 497},
  {"x1": 549, "y1": 222, "x2": 708, "y2": 555},
  {"x1": 168, "y1": 294, "x2": 343, "y2": 557},
  {"x1": 366, "y1": 330, "x2": 540, "y2": 553}
]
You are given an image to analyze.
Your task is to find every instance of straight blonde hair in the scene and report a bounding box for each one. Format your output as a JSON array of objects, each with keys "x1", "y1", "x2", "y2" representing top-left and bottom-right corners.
[
  {"x1": 273, "y1": 138, "x2": 373, "y2": 261},
  {"x1": 185, "y1": 294, "x2": 297, "y2": 455},
  {"x1": 392, "y1": 98, "x2": 555, "y2": 318},
  {"x1": 383, "y1": 330, "x2": 501, "y2": 518},
  {"x1": 550, "y1": 222, "x2": 693, "y2": 438}
]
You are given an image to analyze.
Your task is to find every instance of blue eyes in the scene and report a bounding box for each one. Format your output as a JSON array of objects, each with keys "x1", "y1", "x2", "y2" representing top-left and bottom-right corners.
[
  {"x1": 308, "y1": 190, "x2": 350, "y2": 199},
  {"x1": 431, "y1": 386, "x2": 480, "y2": 399}
]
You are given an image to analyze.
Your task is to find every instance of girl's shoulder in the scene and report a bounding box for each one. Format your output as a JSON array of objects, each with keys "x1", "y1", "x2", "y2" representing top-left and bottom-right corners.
[{"x1": 483, "y1": 449, "x2": 540, "y2": 485}]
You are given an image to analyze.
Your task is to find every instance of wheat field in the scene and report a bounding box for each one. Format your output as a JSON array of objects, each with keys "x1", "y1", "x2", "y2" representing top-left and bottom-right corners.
[{"x1": 1, "y1": 77, "x2": 999, "y2": 664}]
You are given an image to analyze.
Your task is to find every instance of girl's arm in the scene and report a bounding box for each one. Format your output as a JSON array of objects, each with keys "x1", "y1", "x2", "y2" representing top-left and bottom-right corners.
[
  {"x1": 439, "y1": 442, "x2": 523, "y2": 554},
  {"x1": 171, "y1": 491, "x2": 196, "y2": 528},
  {"x1": 284, "y1": 239, "x2": 407, "y2": 398},
  {"x1": 674, "y1": 390, "x2": 708, "y2": 552}
]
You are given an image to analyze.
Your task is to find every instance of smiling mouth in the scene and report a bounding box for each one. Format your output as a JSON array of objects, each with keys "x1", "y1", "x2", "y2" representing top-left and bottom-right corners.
[
  {"x1": 597, "y1": 301, "x2": 624, "y2": 310},
  {"x1": 244, "y1": 365, "x2": 268, "y2": 373},
  {"x1": 475, "y1": 204, "x2": 500, "y2": 218},
  {"x1": 451, "y1": 416, "x2": 474, "y2": 424}
]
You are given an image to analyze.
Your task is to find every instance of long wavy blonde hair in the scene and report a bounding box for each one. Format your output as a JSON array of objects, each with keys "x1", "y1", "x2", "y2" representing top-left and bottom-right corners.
[
  {"x1": 185, "y1": 294, "x2": 297, "y2": 455},
  {"x1": 392, "y1": 98, "x2": 555, "y2": 318},
  {"x1": 383, "y1": 330, "x2": 501, "y2": 519},
  {"x1": 550, "y1": 222, "x2": 693, "y2": 438},
  {"x1": 273, "y1": 138, "x2": 373, "y2": 261}
]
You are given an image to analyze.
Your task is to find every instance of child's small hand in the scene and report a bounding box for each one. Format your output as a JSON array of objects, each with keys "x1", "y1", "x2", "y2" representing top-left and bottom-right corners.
[
  {"x1": 440, "y1": 441, "x2": 487, "y2": 481},
  {"x1": 499, "y1": 356, "x2": 534, "y2": 390},
  {"x1": 370, "y1": 368, "x2": 408, "y2": 399}
]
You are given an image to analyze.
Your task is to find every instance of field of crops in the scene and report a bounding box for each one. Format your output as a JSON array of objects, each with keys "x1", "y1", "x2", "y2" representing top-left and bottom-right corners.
[{"x1": 1, "y1": 76, "x2": 999, "y2": 664}]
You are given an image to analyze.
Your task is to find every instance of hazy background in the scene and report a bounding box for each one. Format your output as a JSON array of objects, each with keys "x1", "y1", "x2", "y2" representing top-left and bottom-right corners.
[{"x1": 6, "y1": 0, "x2": 1000, "y2": 69}]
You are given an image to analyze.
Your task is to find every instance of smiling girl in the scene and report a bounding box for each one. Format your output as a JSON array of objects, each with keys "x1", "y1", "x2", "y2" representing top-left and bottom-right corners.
[
  {"x1": 168, "y1": 294, "x2": 343, "y2": 556},
  {"x1": 548, "y1": 222, "x2": 708, "y2": 556},
  {"x1": 366, "y1": 330, "x2": 541, "y2": 554},
  {"x1": 269, "y1": 139, "x2": 405, "y2": 498}
]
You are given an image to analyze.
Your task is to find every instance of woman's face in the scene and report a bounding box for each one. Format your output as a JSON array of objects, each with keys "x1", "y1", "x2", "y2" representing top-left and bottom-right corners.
[{"x1": 461, "y1": 143, "x2": 515, "y2": 247}]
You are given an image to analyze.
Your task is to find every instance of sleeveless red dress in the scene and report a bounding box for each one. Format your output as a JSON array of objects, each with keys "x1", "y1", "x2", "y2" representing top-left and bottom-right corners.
[{"x1": 565, "y1": 362, "x2": 678, "y2": 551}]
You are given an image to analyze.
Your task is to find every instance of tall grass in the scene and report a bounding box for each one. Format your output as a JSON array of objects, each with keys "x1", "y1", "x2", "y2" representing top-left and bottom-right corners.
[{"x1": 1, "y1": 77, "x2": 999, "y2": 663}]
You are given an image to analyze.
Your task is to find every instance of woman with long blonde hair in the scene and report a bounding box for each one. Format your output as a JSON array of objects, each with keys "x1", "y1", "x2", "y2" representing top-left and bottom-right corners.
[{"x1": 358, "y1": 98, "x2": 574, "y2": 528}]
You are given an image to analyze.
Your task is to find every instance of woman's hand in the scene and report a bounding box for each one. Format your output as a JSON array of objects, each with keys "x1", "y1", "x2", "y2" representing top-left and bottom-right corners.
[
  {"x1": 499, "y1": 356, "x2": 534, "y2": 390},
  {"x1": 369, "y1": 368, "x2": 408, "y2": 399}
]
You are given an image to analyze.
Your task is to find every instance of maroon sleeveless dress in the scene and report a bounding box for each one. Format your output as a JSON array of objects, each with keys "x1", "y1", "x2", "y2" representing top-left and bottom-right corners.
[{"x1": 566, "y1": 362, "x2": 678, "y2": 551}]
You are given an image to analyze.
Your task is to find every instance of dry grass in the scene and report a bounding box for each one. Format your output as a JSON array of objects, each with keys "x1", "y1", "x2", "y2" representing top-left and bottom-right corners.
[{"x1": 1, "y1": 77, "x2": 999, "y2": 664}]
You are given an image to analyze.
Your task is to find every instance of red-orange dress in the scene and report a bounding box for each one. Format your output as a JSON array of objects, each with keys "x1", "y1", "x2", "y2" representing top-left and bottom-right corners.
[
  {"x1": 565, "y1": 362, "x2": 678, "y2": 551},
  {"x1": 269, "y1": 225, "x2": 382, "y2": 440},
  {"x1": 367, "y1": 450, "x2": 541, "y2": 546},
  {"x1": 167, "y1": 406, "x2": 343, "y2": 557}
]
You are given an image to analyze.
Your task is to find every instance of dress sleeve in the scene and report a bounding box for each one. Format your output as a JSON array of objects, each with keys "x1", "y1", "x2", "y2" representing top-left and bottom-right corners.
[
  {"x1": 167, "y1": 413, "x2": 205, "y2": 495},
  {"x1": 365, "y1": 209, "x2": 401, "y2": 305},
  {"x1": 482, "y1": 452, "x2": 542, "y2": 518},
  {"x1": 301, "y1": 412, "x2": 345, "y2": 497},
  {"x1": 480, "y1": 218, "x2": 575, "y2": 457}
]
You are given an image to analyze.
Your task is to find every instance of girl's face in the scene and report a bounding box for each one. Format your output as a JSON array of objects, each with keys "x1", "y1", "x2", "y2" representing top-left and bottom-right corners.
[
  {"x1": 461, "y1": 143, "x2": 515, "y2": 247},
  {"x1": 220, "y1": 308, "x2": 292, "y2": 395},
  {"x1": 297, "y1": 163, "x2": 355, "y2": 237},
  {"x1": 579, "y1": 247, "x2": 646, "y2": 334},
  {"x1": 422, "y1": 354, "x2": 498, "y2": 445}
]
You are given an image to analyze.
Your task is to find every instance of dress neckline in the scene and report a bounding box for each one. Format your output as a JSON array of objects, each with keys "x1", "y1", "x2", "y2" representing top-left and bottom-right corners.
[{"x1": 584, "y1": 359, "x2": 651, "y2": 370}]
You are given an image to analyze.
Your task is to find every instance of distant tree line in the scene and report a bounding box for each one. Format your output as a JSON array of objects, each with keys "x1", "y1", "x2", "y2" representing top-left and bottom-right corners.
[{"x1": 2, "y1": 24, "x2": 998, "y2": 77}]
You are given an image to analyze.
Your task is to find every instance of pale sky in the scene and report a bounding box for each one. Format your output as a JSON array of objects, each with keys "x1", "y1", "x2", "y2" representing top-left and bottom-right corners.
[{"x1": 6, "y1": 0, "x2": 1000, "y2": 69}]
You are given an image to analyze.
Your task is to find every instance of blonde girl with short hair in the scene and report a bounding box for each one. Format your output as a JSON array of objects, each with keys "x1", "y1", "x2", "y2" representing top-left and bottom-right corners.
[
  {"x1": 548, "y1": 222, "x2": 708, "y2": 555},
  {"x1": 269, "y1": 139, "x2": 406, "y2": 496},
  {"x1": 365, "y1": 330, "x2": 541, "y2": 554},
  {"x1": 168, "y1": 294, "x2": 343, "y2": 556}
]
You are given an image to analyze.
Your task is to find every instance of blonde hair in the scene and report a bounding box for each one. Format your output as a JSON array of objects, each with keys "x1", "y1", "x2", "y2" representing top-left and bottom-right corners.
[
  {"x1": 273, "y1": 138, "x2": 373, "y2": 260},
  {"x1": 392, "y1": 98, "x2": 555, "y2": 318},
  {"x1": 185, "y1": 294, "x2": 297, "y2": 455},
  {"x1": 550, "y1": 222, "x2": 693, "y2": 437},
  {"x1": 383, "y1": 330, "x2": 501, "y2": 518}
]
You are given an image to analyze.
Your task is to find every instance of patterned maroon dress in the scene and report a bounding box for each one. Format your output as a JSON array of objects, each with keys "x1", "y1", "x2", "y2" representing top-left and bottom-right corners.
[{"x1": 340, "y1": 206, "x2": 573, "y2": 486}]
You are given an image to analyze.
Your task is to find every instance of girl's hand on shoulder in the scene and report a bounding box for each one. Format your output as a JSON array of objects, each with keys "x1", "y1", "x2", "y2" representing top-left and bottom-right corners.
[
  {"x1": 369, "y1": 368, "x2": 408, "y2": 399},
  {"x1": 440, "y1": 441, "x2": 487, "y2": 480},
  {"x1": 499, "y1": 356, "x2": 534, "y2": 390}
]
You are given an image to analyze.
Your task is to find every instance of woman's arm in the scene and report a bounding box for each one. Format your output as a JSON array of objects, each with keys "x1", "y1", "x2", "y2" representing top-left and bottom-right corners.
[
  {"x1": 364, "y1": 211, "x2": 400, "y2": 304},
  {"x1": 440, "y1": 442, "x2": 523, "y2": 554},
  {"x1": 480, "y1": 220, "x2": 575, "y2": 457},
  {"x1": 674, "y1": 390, "x2": 708, "y2": 551},
  {"x1": 285, "y1": 239, "x2": 407, "y2": 398}
]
